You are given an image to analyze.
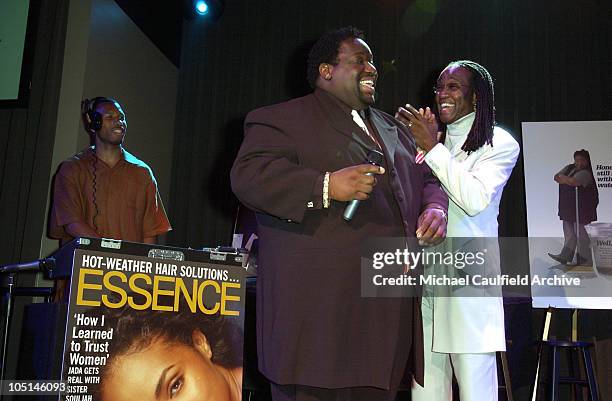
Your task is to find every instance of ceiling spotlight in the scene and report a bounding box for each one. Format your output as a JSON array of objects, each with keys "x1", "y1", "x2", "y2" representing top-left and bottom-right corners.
[
  {"x1": 194, "y1": 0, "x2": 208, "y2": 15},
  {"x1": 187, "y1": 0, "x2": 224, "y2": 20}
]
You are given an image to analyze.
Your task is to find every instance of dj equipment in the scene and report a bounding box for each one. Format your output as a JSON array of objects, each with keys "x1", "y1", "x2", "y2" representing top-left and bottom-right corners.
[{"x1": 46, "y1": 237, "x2": 248, "y2": 279}]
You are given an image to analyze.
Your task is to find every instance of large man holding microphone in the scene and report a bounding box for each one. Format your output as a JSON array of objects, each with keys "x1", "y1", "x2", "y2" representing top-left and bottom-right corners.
[{"x1": 231, "y1": 27, "x2": 448, "y2": 401}]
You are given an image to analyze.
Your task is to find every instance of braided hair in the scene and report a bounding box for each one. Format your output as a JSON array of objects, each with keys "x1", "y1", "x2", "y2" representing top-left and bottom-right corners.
[
  {"x1": 440, "y1": 60, "x2": 495, "y2": 154},
  {"x1": 306, "y1": 26, "x2": 365, "y2": 89}
]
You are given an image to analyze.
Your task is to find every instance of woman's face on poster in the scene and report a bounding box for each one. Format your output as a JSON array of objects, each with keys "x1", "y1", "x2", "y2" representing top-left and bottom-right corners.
[
  {"x1": 574, "y1": 155, "x2": 588, "y2": 170},
  {"x1": 100, "y1": 331, "x2": 233, "y2": 401}
]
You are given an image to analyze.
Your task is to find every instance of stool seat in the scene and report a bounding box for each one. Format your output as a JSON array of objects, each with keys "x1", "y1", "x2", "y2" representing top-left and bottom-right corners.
[{"x1": 544, "y1": 339, "x2": 592, "y2": 347}]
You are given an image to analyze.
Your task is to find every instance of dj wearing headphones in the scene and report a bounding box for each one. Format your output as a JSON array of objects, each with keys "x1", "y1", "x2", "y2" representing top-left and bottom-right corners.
[{"x1": 49, "y1": 97, "x2": 171, "y2": 246}]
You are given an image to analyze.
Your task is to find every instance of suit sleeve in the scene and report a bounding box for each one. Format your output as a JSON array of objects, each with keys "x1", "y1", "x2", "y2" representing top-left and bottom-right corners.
[
  {"x1": 424, "y1": 129, "x2": 520, "y2": 216},
  {"x1": 394, "y1": 120, "x2": 448, "y2": 213},
  {"x1": 421, "y1": 166, "x2": 449, "y2": 212},
  {"x1": 230, "y1": 108, "x2": 324, "y2": 223}
]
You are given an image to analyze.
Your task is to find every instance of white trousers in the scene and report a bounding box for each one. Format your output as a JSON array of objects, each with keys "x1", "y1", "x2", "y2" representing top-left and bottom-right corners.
[{"x1": 411, "y1": 296, "x2": 499, "y2": 401}]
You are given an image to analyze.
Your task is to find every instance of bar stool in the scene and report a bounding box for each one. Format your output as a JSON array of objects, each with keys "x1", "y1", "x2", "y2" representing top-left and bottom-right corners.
[{"x1": 545, "y1": 339, "x2": 599, "y2": 401}]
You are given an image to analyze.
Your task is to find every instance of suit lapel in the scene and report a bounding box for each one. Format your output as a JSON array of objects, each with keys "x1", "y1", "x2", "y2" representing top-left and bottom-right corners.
[
  {"x1": 369, "y1": 109, "x2": 399, "y2": 163},
  {"x1": 314, "y1": 89, "x2": 374, "y2": 152}
]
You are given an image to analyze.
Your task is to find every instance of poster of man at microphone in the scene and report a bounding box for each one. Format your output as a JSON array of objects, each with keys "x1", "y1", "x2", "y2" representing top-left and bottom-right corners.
[{"x1": 523, "y1": 120, "x2": 612, "y2": 309}]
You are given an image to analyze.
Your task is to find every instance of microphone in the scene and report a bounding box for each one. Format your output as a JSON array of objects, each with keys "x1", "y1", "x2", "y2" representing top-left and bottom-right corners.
[
  {"x1": 0, "y1": 257, "x2": 56, "y2": 274},
  {"x1": 343, "y1": 149, "x2": 384, "y2": 221}
]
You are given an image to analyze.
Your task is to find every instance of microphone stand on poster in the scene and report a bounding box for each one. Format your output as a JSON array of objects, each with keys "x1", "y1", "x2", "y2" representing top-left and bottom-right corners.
[{"x1": 574, "y1": 186, "x2": 580, "y2": 265}]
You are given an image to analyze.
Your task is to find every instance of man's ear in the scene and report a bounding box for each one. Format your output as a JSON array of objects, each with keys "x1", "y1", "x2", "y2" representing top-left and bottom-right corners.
[
  {"x1": 319, "y1": 63, "x2": 332, "y2": 81},
  {"x1": 192, "y1": 329, "x2": 213, "y2": 359}
]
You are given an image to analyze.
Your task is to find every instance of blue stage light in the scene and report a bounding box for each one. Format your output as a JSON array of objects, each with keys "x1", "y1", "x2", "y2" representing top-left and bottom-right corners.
[
  {"x1": 186, "y1": 0, "x2": 224, "y2": 20},
  {"x1": 195, "y1": 0, "x2": 209, "y2": 15}
]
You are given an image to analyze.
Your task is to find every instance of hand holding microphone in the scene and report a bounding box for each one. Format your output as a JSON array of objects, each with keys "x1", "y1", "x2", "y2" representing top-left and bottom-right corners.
[{"x1": 327, "y1": 150, "x2": 384, "y2": 221}]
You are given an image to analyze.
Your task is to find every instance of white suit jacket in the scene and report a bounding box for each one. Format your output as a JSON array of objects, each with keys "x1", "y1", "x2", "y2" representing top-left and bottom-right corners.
[{"x1": 424, "y1": 112, "x2": 520, "y2": 353}]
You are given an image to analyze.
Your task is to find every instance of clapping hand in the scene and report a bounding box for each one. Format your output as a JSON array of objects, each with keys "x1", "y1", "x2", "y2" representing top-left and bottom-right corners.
[{"x1": 395, "y1": 104, "x2": 441, "y2": 152}]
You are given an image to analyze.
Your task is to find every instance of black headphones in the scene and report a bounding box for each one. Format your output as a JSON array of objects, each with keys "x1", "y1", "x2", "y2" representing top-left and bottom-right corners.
[{"x1": 81, "y1": 97, "x2": 112, "y2": 133}]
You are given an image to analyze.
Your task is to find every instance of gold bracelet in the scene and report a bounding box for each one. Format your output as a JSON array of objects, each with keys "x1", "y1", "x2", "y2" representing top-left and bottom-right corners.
[{"x1": 323, "y1": 172, "x2": 330, "y2": 209}]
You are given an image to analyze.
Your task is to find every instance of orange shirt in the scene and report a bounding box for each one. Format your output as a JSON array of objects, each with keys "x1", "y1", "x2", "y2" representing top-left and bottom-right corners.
[{"x1": 49, "y1": 147, "x2": 171, "y2": 242}]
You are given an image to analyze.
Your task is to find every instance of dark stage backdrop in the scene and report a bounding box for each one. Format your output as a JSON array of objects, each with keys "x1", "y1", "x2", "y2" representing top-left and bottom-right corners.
[
  {"x1": 0, "y1": 0, "x2": 68, "y2": 266},
  {"x1": 0, "y1": 0, "x2": 69, "y2": 380},
  {"x1": 168, "y1": 0, "x2": 612, "y2": 249}
]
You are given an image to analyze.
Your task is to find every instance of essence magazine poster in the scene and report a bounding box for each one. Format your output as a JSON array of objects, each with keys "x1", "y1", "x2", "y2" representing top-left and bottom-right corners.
[{"x1": 61, "y1": 243, "x2": 246, "y2": 401}]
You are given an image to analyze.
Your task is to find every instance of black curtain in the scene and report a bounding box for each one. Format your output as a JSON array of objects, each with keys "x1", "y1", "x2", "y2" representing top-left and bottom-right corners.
[
  {"x1": 0, "y1": 0, "x2": 69, "y2": 267},
  {"x1": 0, "y1": 0, "x2": 69, "y2": 380},
  {"x1": 169, "y1": 0, "x2": 612, "y2": 248}
]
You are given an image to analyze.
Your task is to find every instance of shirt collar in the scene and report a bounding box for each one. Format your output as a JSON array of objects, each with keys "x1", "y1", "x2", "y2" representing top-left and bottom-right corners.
[
  {"x1": 447, "y1": 112, "x2": 476, "y2": 137},
  {"x1": 314, "y1": 88, "x2": 370, "y2": 117},
  {"x1": 86, "y1": 146, "x2": 138, "y2": 166}
]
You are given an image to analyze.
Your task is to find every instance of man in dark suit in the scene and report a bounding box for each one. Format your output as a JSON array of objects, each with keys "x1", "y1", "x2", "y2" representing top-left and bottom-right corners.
[{"x1": 231, "y1": 27, "x2": 448, "y2": 401}]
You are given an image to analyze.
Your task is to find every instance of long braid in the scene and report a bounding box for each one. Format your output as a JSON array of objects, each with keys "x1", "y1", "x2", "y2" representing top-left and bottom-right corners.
[{"x1": 450, "y1": 60, "x2": 496, "y2": 154}]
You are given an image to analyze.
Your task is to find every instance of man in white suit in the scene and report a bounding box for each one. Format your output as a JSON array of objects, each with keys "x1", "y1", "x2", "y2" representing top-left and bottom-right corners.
[{"x1": 396, "y1": 60, "x2": 520, "y2": 401}]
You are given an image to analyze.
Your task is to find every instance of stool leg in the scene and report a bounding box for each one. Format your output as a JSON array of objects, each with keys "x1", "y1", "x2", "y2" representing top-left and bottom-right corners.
[
  {"x1": 551, "y1": 346, "x2": 560, "y2": 401},
  {"x1": 532, "y1": 343, "x2": 544, "y2": 401},
  {"x1": 566, "y1": 347, "x2": 580, "y2": 401},
  {"x1": 581, "y1": 348, "x2": 599, "y2": 401},
  {"x1": 500, "y1": 351, "x2": 514, "y2": 401}
]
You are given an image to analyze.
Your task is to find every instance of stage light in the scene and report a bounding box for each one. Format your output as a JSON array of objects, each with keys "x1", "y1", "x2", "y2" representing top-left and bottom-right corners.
[
  {"x1": 194, "y1": 0, "x2": 208, "y2": 15},
  {"x1": 186, "y1": 0, "x2": 224, "y2": 20}
]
